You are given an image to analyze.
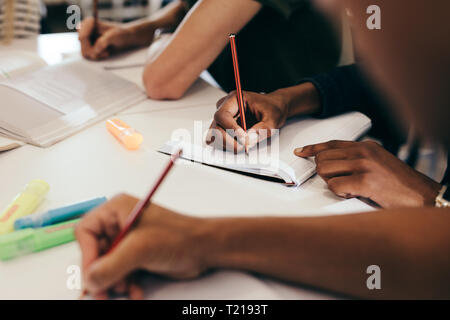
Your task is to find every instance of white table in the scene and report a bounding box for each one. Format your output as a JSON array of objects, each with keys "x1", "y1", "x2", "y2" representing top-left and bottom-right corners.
[{"x1": 0, "y1": 33, "x2": 365, "y2": 300}]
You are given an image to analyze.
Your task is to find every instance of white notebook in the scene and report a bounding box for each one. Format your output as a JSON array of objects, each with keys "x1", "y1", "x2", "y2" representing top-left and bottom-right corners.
[
  {"x1": 0, "y1": 52, "x2": 146, "y2": 147},
  {"x1": 159, "y1": 112, "x2": 372, "y2": 186}
]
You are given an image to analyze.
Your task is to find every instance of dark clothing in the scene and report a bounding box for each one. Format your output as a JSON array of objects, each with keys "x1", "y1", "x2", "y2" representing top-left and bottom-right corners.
[
  {"x1": 301, "y1": 64, "x2": 449, "y2": 184},
  {"x1": 299, "y1": 64, "x2": 407, "y2": 155},
  {"x1": 184, "y1": 0, "x2": 341, "y2": 93},
  {"x1": 442, "y1": 154, "x2": 450, "y2": 184}
]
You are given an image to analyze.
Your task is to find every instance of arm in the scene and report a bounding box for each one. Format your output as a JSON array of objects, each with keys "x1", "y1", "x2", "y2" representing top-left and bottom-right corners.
[
  {"x1": 142, "y1": 0, "x2": 262, "y2": 100},
  {"x1": 76, "y1": 194, "x2": 450, "y2": 299},
  {"x1": 78, "y1": 0, "x2": 188, "y2": 60},
  {"x1": 205, "y1": 207, "x2": 450, "y2": 299}
]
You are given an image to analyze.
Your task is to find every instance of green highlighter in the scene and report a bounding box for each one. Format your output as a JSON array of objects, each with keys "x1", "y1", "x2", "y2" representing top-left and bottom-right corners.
[{"x1": 0, "y1": 219, "x2": 80, "y2": 261}]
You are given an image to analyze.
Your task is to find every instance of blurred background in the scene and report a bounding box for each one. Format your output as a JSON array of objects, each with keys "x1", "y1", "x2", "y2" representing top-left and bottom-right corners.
[{"x1": 0, "y1": 0, "x2": 163, "y2": 40}]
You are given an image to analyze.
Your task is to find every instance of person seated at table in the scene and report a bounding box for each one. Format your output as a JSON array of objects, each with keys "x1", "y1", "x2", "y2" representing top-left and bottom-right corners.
[
  {"x1": 78, "y1": 0, "x2": 340, "y2": 99},
  {"x1": 75, "y1": 0, "x2": 450, "y2": 299},
  {"x1": 208, "y1": 63, "x2": 447, "y2": 209}
]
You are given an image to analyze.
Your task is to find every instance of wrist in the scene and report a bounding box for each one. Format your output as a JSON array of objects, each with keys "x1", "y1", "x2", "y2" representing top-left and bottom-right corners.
[
  {"x1": 199, "y1": 218, "x2": 262, "y2": 271},
  {"x1": 273, "y1": 82, "x2": 322, "y2": 119},
  {"x1": 126, "y1": 21, "x2": 157, "y2": 47}
]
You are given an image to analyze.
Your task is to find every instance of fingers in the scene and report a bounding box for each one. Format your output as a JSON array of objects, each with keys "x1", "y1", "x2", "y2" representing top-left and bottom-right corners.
[
  {"x1": 294, "y1": 140, "x2": 357, "y2": 157},
  {"x1": 78, "y1": 18, "x2": 97, "y2": 60},
  {"x1": 84, "y1": 232, "x2": 143, "y2": 295},
  {"x1": 215, "y1": 95, "x2": 228, "y2": 109},
  {"x1": 128, "y1": 282, "x2": 144, "y2": 300},
  {"x1": 316, "y1": 159, "x2": 370, "y2": 179},
  {"x1": 78, "y1": 18, "x2": 112, "y2": 60},
  {"x1": 247, "y1": 121, "x2": 276, "y2": 149},
  {"x1": 327, "y1": 174, "x2": 373, "y2": 199},
  {"x1": 78, "y1": 17, "x2": 94, "y2": 41},
  {"x1": 214, "y1": 97, "x2": 246, "y2": 140},
  {"x1": 75, "y1": 207, "x2": 105, "y2": 271},
  {"x1": 206, "y1": 120, "x2": 244, "y2": 153},
  {"x1": 208, "y1": 92, "x2": 247, "y2": 152},
  {"x1": 75, "y1": 194, "x2": 138, "y2": 271}
]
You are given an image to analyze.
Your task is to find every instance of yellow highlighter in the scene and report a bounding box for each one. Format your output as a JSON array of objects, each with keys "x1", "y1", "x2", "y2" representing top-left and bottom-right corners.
[{"x1": 0, "y1": 179, "x2": 49, "y2": 235}]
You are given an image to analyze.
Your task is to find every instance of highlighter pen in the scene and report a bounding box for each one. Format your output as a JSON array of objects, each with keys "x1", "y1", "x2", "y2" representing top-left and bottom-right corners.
[
  {"x1": 0, "y1": 219, "x2": 79, "y2": 261},
  {"x1": 106, "y1": 118, "x2": 143, "y2": 150},
  {"x1": 0, "y1": 179, "x2": 50, "y2": 235},
  {"x1": 14, "y1": 197, "x2": 107, "y2": 230}
]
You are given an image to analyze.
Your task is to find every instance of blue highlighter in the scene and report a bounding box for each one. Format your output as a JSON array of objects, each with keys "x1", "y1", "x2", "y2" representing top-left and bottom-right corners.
[{"x1": 14, "y1": 197, "x2": 107, "y2": 230}]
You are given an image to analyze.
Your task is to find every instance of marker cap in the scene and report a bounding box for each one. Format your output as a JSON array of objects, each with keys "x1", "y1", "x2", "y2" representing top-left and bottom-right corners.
[{"x1": 0, "y1": 219, "x2": 79, "y2": 261}]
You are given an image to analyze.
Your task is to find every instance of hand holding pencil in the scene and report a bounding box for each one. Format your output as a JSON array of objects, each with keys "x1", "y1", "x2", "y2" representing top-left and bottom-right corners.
[{"x1": 75, "y1": 151, "x2": 209, "y2": 299}]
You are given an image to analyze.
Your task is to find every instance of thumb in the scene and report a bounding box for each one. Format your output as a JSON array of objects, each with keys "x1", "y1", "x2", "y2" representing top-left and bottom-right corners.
[
  {"x1": 78, "y1": 17, "x2": 94, "y2": 40},
  {"x1": 93, "y1": 34, "x2": 111, "y2": 56},
  {"x1": 84, "y1": 234, "x2": 142, "y2": 294}
]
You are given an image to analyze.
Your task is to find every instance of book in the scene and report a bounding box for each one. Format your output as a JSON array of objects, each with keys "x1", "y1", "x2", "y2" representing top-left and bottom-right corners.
[
  {"x1": 0, "y1": 135, "x2": 23, "y2": 152},
  {"x1": 159, "y1": 112, "x2": 372, "y2": 186},
  {"x1": 0, "y1": 51, "x2": 146, "y2": 147}
]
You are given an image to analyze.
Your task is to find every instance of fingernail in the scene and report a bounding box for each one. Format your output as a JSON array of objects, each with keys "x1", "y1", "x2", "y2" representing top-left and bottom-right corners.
[
  {"x1": 205, "y1": 130, "x2": 212, "y2": 144},
  {"x1": 294, "y1": 147, "x2": 303, "y2": 155}
]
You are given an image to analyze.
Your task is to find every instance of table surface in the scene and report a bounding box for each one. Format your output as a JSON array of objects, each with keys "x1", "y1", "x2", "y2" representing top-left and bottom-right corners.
[{"x1": 0, "y1": 33, "x2": 365, "y2": 300}]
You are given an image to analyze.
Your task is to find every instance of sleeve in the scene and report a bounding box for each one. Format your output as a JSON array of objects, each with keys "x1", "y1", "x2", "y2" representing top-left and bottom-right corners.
[
  {"x1": 298, "y1": 64, "x2": 377, "y2": 118},
  {"x1": 182, "y1": 0, "x2": 197, "y2": 9},
  {"x1": 298, "y1": 64, "x2": 409, "y2": 155},
  {"x1": 442, "y1": 154, "x2": 450, "y2": 185}
]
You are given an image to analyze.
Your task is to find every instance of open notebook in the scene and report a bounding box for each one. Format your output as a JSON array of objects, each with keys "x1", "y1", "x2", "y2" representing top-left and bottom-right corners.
[
  {"x1": 0, "y1": 51, "x2": 146, "y2": 147},
  {"x1": 159, "y1": 112, "x2": 372, "y2": 186}
]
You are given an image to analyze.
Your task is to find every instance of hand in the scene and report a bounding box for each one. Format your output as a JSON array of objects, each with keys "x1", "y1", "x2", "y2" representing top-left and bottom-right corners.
[
  {"x1": 294, "y1": 140, "x2": 442, "y2": 208},
  {"x1": 206, "y1": 90, "x2": 290, "y2": 153},
  {"x1": 206, "y1": 82, "x2": 321, "y2": 153},
  {"x1": 78, "y1": 17, "x2": 153, "y2": 60},
  {"x1": 75, "y1": 194, "x2": 209, "y2": 299}
]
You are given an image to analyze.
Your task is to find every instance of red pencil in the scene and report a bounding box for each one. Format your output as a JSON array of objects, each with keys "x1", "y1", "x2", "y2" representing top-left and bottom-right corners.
[
  {"x1": 79, "y1": 149, "x2": 182, "y2": 299},
  {"x1": 229, "y1": 34, "x2": 248, "y2": 153}
]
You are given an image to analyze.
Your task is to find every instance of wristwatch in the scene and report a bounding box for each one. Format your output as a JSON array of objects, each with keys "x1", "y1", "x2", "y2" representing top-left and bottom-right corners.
[{"x1": 435, "y1": 185, "x2": 450, "y2": 208}]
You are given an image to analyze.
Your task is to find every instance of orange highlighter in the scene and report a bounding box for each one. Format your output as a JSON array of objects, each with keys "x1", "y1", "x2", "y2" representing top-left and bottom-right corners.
[{"x1": 106, "y1": 118, "x2": 143, "y2": 150}]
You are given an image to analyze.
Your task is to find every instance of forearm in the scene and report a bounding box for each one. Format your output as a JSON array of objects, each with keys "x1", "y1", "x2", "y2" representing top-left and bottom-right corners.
[
  {"x1": 143, "y1": 0, "x2": 261, "y2": 99},
  {"x1": 201, "y1": 207, "x2": 450, "y2": 299},
  {"x1": 124, "y1": 0, "x2": 188, "y2": 47}
]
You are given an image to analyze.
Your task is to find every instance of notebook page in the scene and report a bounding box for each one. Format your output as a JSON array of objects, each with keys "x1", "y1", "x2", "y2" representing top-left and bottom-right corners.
[
  {"x1": 159, "y1": 140, "x2": 296, "y2": 183},
  {"x1": 0, "y1": 60, "x2": 142, "y2": 115},
  {"x1": 159, "y1": 112, "x2": 371, "y2": 185},
  {"x1": 0, "y1": 60, "x2": 146, "y2": 146},
  {"x1": 0, "y1": 50, "x2": 47, "y2": 79}
]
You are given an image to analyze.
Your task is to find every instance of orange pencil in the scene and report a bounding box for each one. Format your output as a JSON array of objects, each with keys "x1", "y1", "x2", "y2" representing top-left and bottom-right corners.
[{"x1": 229, "y1": 34, "x2": 248, "y2": 154}]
